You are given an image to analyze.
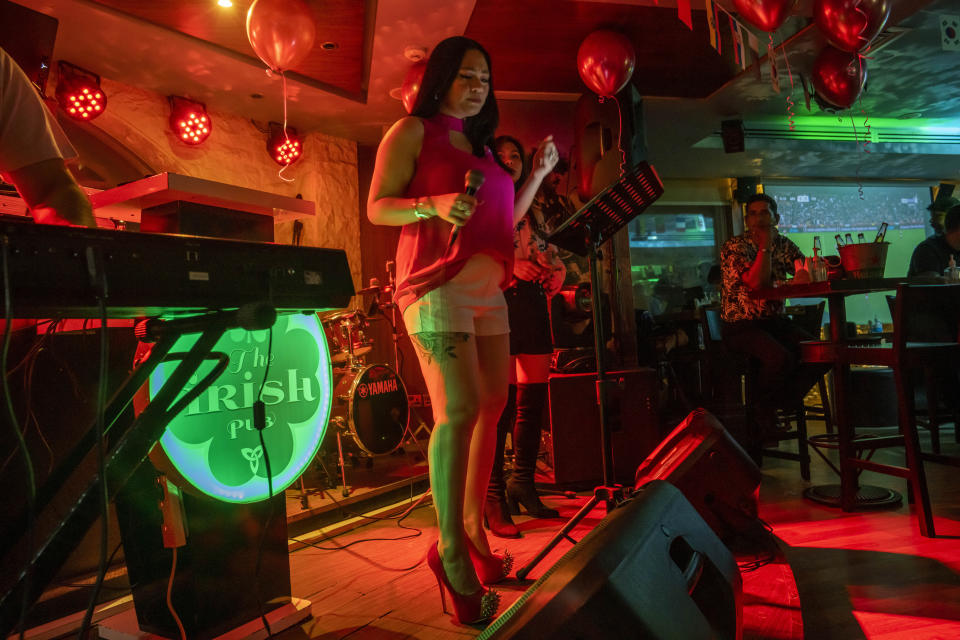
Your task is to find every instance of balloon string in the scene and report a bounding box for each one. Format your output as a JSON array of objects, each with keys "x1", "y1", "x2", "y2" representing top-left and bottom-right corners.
[
  {"x1": 278, "y1": 71, "x2": 294, "y2": 183},
  {"x1": 776, "y1": 32, "x2": 796, "y2": 132},
  {"x1": 855, "y1": 1, "x2": 870, "y2": 47},
  {"x1": 859, "y1": 96, "x2": 871, "y2": 155},
  {"x1": 613, "y1": 94, "x2": 627, "y2": 176},
  {"x1": 850, "y1": 115, "x2": 864, "y2": 200}
]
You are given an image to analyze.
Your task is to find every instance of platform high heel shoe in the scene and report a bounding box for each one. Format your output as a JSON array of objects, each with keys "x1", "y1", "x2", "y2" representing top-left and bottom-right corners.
[
  {"x1": 426, "y1": 542, "x2": 501, "y2": 625},
  {"x1": 466, "y1": 536, "x2": 513, "y2": 585}
]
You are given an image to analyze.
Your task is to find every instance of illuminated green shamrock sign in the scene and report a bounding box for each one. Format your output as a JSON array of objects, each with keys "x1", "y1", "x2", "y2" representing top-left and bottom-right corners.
[{"x1": 149, "y1": 313, "x2": 332, "y2": 503}]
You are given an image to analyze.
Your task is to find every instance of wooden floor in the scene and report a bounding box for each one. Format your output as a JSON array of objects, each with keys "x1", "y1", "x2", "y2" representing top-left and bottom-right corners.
[{"x1": 271, "y1": 418, "x2": 960, "y2": 640}]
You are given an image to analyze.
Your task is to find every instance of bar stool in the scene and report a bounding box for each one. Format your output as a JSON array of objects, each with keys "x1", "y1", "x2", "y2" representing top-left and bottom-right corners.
[
  {"x1": 802, "y1": 283, "x2": 960, "y2": 537},
  {"x1": 785, "y1": 302, "x2": 834, "y2": 434},
  {"x1": 700, "y1": 307, "x2": 810, "y2": 480}
]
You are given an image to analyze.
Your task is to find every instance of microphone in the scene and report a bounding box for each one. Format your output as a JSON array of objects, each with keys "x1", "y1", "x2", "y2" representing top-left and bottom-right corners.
[
  {"x1": 448, "y1": 169, "x2": 485, "y2": 248},
  {"x1": 464, "y1": 168, "x2": 485, "y2": 196}
]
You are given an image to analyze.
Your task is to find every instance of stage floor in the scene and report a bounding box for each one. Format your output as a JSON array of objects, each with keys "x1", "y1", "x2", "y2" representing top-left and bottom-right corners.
[{"x1": 280, "y1": 419, "x2": 960, "y2": 640}]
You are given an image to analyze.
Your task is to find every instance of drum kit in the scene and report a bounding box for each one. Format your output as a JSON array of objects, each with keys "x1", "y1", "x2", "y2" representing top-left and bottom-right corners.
[{"x1": 300, "y1": 269, "x2": 421, "y2": 505}]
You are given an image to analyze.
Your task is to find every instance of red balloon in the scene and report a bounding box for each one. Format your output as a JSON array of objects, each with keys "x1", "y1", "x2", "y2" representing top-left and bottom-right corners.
[
  {"x1": 814, "y1": 0, "x2": 891, "y2": 53},
  {"x1": 812, "y1": 45, "x2": 867, "y2": 109},
  {"x1": 401, "y1": 61, "x2": 426, "y2": 114},
  {"x1": 246, "y1": 0, "x2": 316, "y2": 72},
  {"x1": 577, "y1": 30, "x2": 636, "y2": 98},
  {"x1": 732, "y1": 0, "x2": 798, "y2": 33}
]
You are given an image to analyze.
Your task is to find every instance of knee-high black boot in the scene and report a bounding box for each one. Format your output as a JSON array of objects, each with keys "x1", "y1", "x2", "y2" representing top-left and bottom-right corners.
[
  {"x1": 506, "y1": 382, "x2": 559, "y2": 519},
  {"x1": 485, "y1": 384, "x2": 520, "y2": 538}
]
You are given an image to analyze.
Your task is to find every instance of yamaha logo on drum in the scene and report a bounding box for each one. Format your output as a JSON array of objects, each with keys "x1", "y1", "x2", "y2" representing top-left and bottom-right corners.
[{"x1": 358, "y1": 377, "x2": 399, "y2": 398}]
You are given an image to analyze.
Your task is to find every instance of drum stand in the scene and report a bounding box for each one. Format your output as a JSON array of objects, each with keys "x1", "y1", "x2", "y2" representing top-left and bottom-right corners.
[{"x1": 380, "y1": 261, "x2": 433, "y2": 458}]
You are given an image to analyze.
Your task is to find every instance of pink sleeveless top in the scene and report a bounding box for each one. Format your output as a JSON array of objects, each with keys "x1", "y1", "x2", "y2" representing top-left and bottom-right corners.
[{"x1": 394, "y1": 113, "x2": 515, "y2": 314}]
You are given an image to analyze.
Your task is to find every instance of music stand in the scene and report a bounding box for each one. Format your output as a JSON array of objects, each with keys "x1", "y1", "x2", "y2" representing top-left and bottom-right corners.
[{"x1": 515, "y1": 161, "x2": 663, "y2": 580}]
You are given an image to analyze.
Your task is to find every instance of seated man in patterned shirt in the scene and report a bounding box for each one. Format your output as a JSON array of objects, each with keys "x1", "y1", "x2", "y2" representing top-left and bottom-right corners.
[{"x1": 719, "y1": 193, "x2": 827, "y2": 440}]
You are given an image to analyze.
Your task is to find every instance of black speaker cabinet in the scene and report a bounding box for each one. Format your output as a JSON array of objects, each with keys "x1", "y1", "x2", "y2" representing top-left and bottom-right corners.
[
  {"x1": 114, "y1": 462, "x2": 291, "y2": 639},
  {"x1": 721, "y1": 119, "x2": 746, "y2": 154},
  {"x1": 547, "y1": 368, "x2": 659, "y2": 487},
  {"x1": 634, "y1": 408, "x2": 761, "y2": 541},
  {"x1": 0, "y1": 1, "x2": 58, "y2": 94},
  {"x1": 478, "y1": 480, "x2": 742, "y2": 640}
]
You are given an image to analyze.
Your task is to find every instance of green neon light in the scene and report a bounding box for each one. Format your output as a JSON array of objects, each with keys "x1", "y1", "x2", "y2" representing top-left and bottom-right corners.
[
  {"x1": 149, "y1": 313, "x2": 332, "y2": 503},
  {"x1": 742, "y1": 115, "x2": 960, "y2": 142}
]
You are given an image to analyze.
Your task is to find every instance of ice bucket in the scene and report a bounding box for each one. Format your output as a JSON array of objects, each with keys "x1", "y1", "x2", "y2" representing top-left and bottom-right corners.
[{"x1": 838, "y1": 241, "x2": 889, "y2": 279}]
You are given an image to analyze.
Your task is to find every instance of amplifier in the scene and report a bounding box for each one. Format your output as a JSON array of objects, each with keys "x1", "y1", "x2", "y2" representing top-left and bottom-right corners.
[{"x1": 547, "y1": 368, "x2": 660, "y2": 486}]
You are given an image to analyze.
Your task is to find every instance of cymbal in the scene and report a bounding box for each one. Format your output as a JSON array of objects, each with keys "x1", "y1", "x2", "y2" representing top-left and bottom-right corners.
[{"x1": 356, "y1": 284, "x2": 381, "y2": 295}]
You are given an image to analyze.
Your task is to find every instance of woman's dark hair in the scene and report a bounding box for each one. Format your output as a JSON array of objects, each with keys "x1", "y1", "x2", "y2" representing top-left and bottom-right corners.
[
  {"x1": 493, "y1": 135, "x2": 528, "y2": 186},
  {"x1": 411, "y1": 36, "x2": 499, "y2": 159}
]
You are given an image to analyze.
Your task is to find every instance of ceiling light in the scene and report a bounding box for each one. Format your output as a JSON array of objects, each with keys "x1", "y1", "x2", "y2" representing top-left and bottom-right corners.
[
  {"x1": 56, "y1": 61, "x2": 106, "y2": 121},
  {"x1": 404, "y1": 46, "x2": 427, "y2": 62},
  {"x1": 267, "y1": 122, "x2": 303, "y2": 166},
  {"x1": 168, "y1": 96, "x2": 212, "y2": 145},
  {"x1": 217, "y1": 0, "x2": 233, "y2": 7}
]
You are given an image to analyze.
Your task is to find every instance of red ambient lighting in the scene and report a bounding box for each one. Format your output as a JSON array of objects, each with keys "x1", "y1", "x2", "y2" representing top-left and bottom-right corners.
[
  {"x1": 56, "y1": 62, "x2": 106, "y2": 121},
  {"x1": 168, "y1": 96, "x2": 212, "y2": 145},
  {"x1": 267, "y1": 122, "x2": 303, "y2": 166}
]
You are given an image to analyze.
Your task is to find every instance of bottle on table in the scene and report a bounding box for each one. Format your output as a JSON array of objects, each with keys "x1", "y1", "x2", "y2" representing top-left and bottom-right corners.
[{"x1": 875, "y1": 222, "x2": 888, "y2": 243}]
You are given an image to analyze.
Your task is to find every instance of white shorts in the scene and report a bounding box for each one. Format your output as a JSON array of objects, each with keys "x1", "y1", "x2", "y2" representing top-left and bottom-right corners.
[{"x1": 402, "y1": 254, "x2": 510, "y2": 336}]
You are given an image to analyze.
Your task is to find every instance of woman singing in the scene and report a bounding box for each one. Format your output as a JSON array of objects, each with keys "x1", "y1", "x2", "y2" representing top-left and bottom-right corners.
[{"x1": 367, "y1": 36, "x2": 558, "y2": 624}]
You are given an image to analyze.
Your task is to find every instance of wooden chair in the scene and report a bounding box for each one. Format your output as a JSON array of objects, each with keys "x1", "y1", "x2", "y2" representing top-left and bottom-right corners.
[
  {"x1": 700, "y1": 307, "x2": 811, "y2": 480},
  {"x1": 885, "y1": 294, "x2": 960, "y2": 453},
  {"x1": 809, "y1": 283, "x2": 960, "y2": 537}
]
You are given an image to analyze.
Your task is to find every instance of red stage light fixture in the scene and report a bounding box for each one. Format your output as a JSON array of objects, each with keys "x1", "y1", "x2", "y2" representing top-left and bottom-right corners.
[
  {"x1": 56, "y1": 61, "x2": 106, "y2": 121},
  {"x1": 267, "y1": 122, "x2": 303, "y2": 166},
  {"x1": 168, "y1": 96, "x2": 212, "y2": 145}
]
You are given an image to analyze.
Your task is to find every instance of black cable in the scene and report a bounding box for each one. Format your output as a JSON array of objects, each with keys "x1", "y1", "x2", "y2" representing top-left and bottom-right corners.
[
  {"x1": 2, "y1": 236, "x2": 35, "y2": 640},
  {"x1": 78, "y1": 252, "x2": 110, "y2": 639},
  {"x1": 54, "y1": 542, "x2": 124, "y2": 589},
  {"x1": 253, "y1": 327, "x2": 275, "y2": 638},
  {"x1": 733, "y1": 517, "x2": 779, "y2": 573},
  {"x1": 288, "y1": 489, "x2": 428, "y2": 569}
]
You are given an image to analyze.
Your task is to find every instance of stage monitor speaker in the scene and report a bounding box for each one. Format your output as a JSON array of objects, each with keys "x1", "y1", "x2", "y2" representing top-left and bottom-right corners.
[
  {"x1": 721, "y1": 119, "x2": 745, "y2": 154},
  {"x1": 548, "y1": 368, "x2": 660, "y2": 486},
  {"x1": 634, "y1": 408, "x2": 761, "y2": 541},
  {"x1": 477, "y1": 480, "x2": 742, "y2": 640}
]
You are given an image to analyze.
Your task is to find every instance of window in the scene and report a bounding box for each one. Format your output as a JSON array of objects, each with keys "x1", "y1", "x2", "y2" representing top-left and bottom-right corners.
[{"x1": 628, "y1": 206, "x2": 721, "y2": 315}]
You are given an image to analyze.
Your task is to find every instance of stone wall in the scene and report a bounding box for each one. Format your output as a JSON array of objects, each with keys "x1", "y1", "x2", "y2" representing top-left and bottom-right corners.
[{"x1": 86, "y1": 76, "x2": 361, "y2": 290}]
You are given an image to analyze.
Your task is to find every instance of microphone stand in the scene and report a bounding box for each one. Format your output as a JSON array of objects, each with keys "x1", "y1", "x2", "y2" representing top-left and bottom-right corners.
[
  {"x1": 515, "y1": 226, "x2": 624, "y2": 580},
  {"x1": 514, "y1": 161, "x2": 664, "y2": 581}
]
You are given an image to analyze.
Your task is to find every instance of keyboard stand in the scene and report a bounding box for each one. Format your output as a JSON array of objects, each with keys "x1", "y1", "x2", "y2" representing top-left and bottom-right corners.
[{"x1": 0, "y1": 305, "x2": 276, "y2": 635}]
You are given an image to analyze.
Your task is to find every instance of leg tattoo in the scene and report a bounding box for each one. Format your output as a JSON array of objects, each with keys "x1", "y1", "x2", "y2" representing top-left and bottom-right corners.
[{"x1": 411, "y1": 332, "x2": 470, "y2": 366}]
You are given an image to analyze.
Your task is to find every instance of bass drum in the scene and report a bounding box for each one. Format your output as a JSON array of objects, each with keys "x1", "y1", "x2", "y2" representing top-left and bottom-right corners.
[{"x1": 330, "y1": 363, "x2": 408, "y2": 455}]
